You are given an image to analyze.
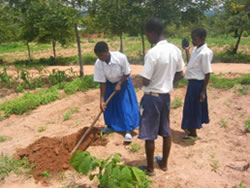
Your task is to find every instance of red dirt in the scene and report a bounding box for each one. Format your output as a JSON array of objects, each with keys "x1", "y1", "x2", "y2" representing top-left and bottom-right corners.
[{"x1": 16, "y1": 127, "x2": 107, "y2": 183}]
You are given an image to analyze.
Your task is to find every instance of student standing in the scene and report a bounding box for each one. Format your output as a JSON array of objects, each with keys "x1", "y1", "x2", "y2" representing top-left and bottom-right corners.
[
  {"x1": 93, "y1": 41, "x2": 139, "y2": 143},
  {"x1": 181, "y1": 28, "x2": 213, "y2": 138},
  {"x1": 138, "y1": 18, "x2": 185, "y2": 175}
]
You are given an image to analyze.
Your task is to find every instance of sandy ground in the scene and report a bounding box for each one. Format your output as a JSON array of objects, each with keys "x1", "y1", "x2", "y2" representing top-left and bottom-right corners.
[{"x1": 0, "y1": 64, "x2": 250, "y2": 188}]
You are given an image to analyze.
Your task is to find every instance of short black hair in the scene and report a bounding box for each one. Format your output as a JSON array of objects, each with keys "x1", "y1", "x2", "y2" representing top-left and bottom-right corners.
[
  {"x1": 192, "y1": 28, "x2": 207, "y2": 39},
  {"x1": 94, "y1": 41, "x2": 109, "y2": 53},
  {"x1": 145, "y1": 17, "x2": 164, "y2": 36}
]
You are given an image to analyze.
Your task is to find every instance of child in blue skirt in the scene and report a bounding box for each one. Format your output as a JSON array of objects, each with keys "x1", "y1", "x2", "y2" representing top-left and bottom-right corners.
[
  {"x1": 181, "y1": 28, "x2": 213, "y2": 138},
  {"x1": 93, "y1": 41, "x2": 139, "y2": 142}
]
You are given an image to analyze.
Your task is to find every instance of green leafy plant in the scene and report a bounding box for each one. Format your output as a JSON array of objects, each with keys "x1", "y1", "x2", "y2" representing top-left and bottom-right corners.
[
  {"x1": 220, "y1": 119, "x2": 228, "y2": 128},
  {"x1": 40, "y1": 170, "x2": 51, "y2": 178},
  {"x1": 16, "y1": 84, "x2": 24, "y2": 93},
  {"x1": 48, "y1": 69, "x2": 68, "y2": 85},
  {"x1": 0, "y1": 67, "x2": 12, "y2": 88},
  {"x1": 129, "y1": 142, "x2": 141, "y2": 153},
  {"x1": 38, "y1": 126, "x2": 46, "y2": 132},
  {"x1": 70, "y1": 151, "x2": 151, "y2": 188},
  {"x1": 244, "y1": 117, "x2": 250, "y2": 132},
  {"x1": 171, "y1": 98, "x2": 183, "y2": 109}
]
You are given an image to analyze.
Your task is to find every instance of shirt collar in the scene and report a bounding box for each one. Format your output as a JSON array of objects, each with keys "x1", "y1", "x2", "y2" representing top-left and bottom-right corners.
[
  {"x1": 156, "y1": 40, "x2": 168, "y2": 46},
  {"x1": 194, "y1": 43, "x2": 207, "y2": 53}
]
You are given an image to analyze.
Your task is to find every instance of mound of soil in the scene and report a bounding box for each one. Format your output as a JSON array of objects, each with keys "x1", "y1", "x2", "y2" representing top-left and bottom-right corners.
[{"x1": 16, "y1": 127, "x2": 107, "y2": 183}]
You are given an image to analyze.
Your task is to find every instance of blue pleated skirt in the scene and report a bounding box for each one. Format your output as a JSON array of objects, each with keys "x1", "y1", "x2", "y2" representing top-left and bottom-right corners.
[
  {"x1": 104, "y1": 77, "x2": 139, "y2": 132},
  {"x1": 181, "y1": 80, "x2": 209, "y2": 130}
]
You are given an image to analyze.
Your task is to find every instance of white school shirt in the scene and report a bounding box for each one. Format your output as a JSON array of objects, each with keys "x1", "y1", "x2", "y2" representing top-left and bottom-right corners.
[
  {"x1": 94, "y1": 51, "x2": 131, "y2": 83},
  {"x1": 140, "y1": 40, "x2": 185, "y2": 94},
  {"x1": 185, "y1": 43, "x2": 213, "y2": 80}
]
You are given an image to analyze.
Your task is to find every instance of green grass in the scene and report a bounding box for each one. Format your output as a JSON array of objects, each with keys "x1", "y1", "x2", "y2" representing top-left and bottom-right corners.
[
  {"x1": 0, "y1": 136, "x2": 7, "y2": 143},
  {"x1": 63, "y1": 107, "x2": 80, "y2": 121},
  {"x1": 234, "y1": 182, "x2": 246, "y2": 188},
  {"x1": 40, "y1": 170, "x2": 51, "y2": 178},
  {"x1": 0, "y1": 87, "x2": 59, "y2": 118},
  {"x1": 171, "y1": 98, "x2": 183, "y2": 109},
  {"x1": 1, "y1": 36, "x2": 249, "y2": 65},
  {"x1": 220, "y1": 119, "x2": 228, "y2": 128},
  {"x1": 0, "y1": 155, "x2": 34, "y2": 180},
  {"x1": 214, "y1": 52, "x2": 250, "y2": 63},
  {"x1": 38, "y1": 126, "x2": 46, "y2": 132},
  {"x1": 129, "y1": 142, "x2": 141, "y2": 153},
  {"x1": 210, "y1": 74, "x2": 250, "y2": 89},
  {"x1": 0, "y1": 42, "x2": 50, "y2": 54},
  {"x1": 0, "y1": 75, "x2": 98, "y2": 120},
  {"x1": 245, "y1": 117, "x2": 250, "y2": 132}
]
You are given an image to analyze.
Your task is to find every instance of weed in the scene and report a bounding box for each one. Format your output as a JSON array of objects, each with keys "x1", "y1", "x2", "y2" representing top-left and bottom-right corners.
[
  {"x1": 220, "y1": 119, "x2": 228, "y2": 128},
  {"x1": 100, "y1": 131, "x2": 104, "y2": 143},
  {"x1": 0, "y1": 155, "x2": 34, "y2": 180},
  {"x1": 0, "y1": 136, "x2": 7, "y2": 143},
  {"x1": 185, "y1": 153, "x2": 194, "y2": 159},
  {"x1": 63, "y1": 107, "x2": 80, "y2": 121},
  {"x1": 244, "y1": 117, "x2": 250, "y2": 132},
  {"x1": 234, "y1": 181, "x2": 246, "y2": 188},
  {"x1": 48, "y1": 69, "x2": 68, "y2": 85},
  {"x1": 210, "y1": 160, "x2": 220, "y2": 172},
  {"x1": 129, "y1": 142, "x2": 141, "y2": 153},
  {"x1": 38, "y1": 126, "x2": 46, "y2": 132},
  {"x1": 16, "y1": 84, "x2": 24, "y2": 93},
  {"x1": 40, "y1": 170, "x2": 51, "y2": 178},
  {"x1": 171, "y1": 98, "x2": 183, "y2": 109}
]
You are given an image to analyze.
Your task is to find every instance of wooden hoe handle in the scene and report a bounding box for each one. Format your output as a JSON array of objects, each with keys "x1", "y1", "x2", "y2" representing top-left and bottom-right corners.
[{"x1": 71, "y1": 91, "x2": 116, "y2": 154}]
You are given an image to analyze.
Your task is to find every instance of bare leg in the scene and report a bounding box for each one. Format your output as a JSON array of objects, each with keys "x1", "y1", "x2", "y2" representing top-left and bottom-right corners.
[
  {"x1": 158, "y1": 136, "x2": 171, "y2": 171},
  {"x1": 145, "y1": 140, "x2": 155, "y2": 173}
]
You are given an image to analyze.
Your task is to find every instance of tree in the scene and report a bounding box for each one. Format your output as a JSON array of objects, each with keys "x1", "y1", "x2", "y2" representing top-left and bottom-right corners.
[
  {"x1": 36, "y1": 0, "x2": 74, "y2": 62},
  {"x1": 63, "y1": 0, "x2": 88, "y2": 77},
  {"x1": 89, "y1": 0, "x2": 131, "y2": 52},
  {"x1": 215, "y1": 0, "x2": 250, "y2": 53},
  {"x1": 0, "y1": 0, "x2": 18, "y2": 44}
]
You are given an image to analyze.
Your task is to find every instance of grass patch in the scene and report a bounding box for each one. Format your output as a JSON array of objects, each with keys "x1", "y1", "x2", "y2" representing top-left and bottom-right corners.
[
  {"x1": 0, "y1": 155, "x2": 34, "y2": 180},
  {"x1": 0, "y1": 136, "x2": 7, "y2": 143},
  {"x1": 234, "y1": 182, "x2": 246, "y2": 188},
  {"x1": 38, "y1": 126, "x2": 46, "y2": 132},
  {"x1": 40, "y1": 170, "x2": 51, "y2": 178},
  {"x1": 245, "y1": 117, "x2": 250, "y2": 132},
  {"x1": 220, "y1": 119, "x2": 228, "y2": 128},
  {"x1": 174, "y1": 78, "x2": 188, "y2": 88},
  {"x1": 171, "y1": 98, "x2": 183, "y2": 109},
  {"x1": 214, "y1": 52, "x2": 250, "y2": 63},
  {"x1": 210, "y1": 74, "x2": 250, "y2": 89},
  {"x1": 129, "y1": 142, "x2": 141, "y2": 153},
  {"x1": 0, "y1": 87, "x2": 59, "y2": 118},
  {"x1": 0, "y1": 75, "x2": 98, "y2": 120},
  {"x1": 63, "y1": 75, "x2": 99, "y2": 95},
  {"x1": 63, "y1": 107, "x2": 80, "y2": 121}
]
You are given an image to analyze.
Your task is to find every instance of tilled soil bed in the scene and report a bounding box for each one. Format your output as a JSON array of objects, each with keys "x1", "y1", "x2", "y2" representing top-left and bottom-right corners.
[{"x1": 16, "y1": 127, "x2": 107, "y2": 183}]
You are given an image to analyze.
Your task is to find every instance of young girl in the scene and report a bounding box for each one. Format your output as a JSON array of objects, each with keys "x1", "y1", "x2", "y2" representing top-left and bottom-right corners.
[
  {"x1": 181, "y1": 28, "x2": 213, "y2": 138},
  {"x1": 93, "y1": 41, "x2": 139, "y2": 142}
]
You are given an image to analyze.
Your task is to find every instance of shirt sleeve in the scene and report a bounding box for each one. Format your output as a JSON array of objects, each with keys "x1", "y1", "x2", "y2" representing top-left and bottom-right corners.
[
  {"x1": 140, "y1": 51, "x2": 155, "y2": 80},
  {"x1": 176, "y1": 49, "x2": 185, "y2": 72},
  {"x1": 201, "y1": 51, "x2": 213, "y2": 74},
  {"x1": 94, "y1": 60, "x2": 106, "y2": 83},
  {"x1": 120, "y1": 53, "x2": 131, "y2": 75}
]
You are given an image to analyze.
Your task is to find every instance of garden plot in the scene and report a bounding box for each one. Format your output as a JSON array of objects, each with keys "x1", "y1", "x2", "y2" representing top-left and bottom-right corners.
[{"x1": 0, "y1": 64, "x2": 250, "y2": 188}]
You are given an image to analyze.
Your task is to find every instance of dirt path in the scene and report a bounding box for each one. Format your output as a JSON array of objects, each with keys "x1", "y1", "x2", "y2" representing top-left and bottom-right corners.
[{"x1": 0, "y1": 64, "x2": 250, "y2": 188}]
